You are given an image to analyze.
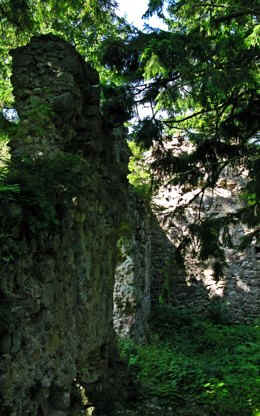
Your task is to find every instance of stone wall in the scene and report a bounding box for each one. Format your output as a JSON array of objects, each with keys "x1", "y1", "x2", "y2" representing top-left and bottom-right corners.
[
  {"x1": 0, "y1": 35, "x2": 130, "y2": 416},
  {"x1": 150, "y1": 139, "x2": 260, "y2": 322},
  {"x1": 113, "y1": 135, "x2": 259, "y2": 339},
  {"x1": 1, "y1": 33, "x2": 257, "y2": 416},
  {"x1": 113, "y1": 196, "x2": 151, "y2": 342}
]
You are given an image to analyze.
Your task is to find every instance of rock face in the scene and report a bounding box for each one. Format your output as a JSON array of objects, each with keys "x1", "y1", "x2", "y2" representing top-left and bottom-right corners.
[
  {"x1": 151, "y1": 139, "x2": 260, "y2": 322},
  {"x1": 0, "y1": 35, "x2": 130, "y2": 415}
]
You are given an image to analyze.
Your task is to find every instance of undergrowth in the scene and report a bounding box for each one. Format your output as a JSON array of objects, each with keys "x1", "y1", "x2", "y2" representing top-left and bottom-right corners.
[{"x1": 119, "y1": 306, "x2": 260, "y2": 416}]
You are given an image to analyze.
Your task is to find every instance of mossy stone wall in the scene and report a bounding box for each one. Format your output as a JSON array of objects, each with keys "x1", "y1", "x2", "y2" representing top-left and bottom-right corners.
[{"x1": 0, "y1": 35, "x2": 130, "y2": 416}]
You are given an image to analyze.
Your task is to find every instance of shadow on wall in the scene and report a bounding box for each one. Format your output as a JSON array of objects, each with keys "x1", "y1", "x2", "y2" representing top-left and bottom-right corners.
[{"x1": 150, "y1": 211, "x2": 260, "y2": 324}]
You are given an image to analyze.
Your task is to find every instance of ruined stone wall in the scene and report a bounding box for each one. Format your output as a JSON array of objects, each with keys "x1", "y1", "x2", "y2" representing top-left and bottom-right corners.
[
  {"x1": 113, "y1": 196, "x2": 151, "y2": 343},
  {"x1": 150, "y1": 139, "x2": 260, "y2": 322},
  {"x1": 1, "y1": 33, "x2": 257, "y2": 416},
  {"x1": 0, "y1": 35, "x2": 130, "y2": 416}
]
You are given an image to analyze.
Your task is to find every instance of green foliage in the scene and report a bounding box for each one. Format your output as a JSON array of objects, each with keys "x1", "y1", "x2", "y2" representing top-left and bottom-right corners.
[
  {"x1": 0, "y1": 124, "x2": 19, "y2": 194},
  {"x1": 0, "y1": 164, "x2": 19, "y2": 194},
  {"x1": 127, "y1": 140, "x2": 152, "y2": 199},
  {"x1": 120, "y1": 306, "x2": 260, "y2": 415},
  {"x1": 120, "y1": 337, "x2": 205, "y2": 401},
  {"x1": 145, "y1": 0, "x2": 259, "y2": 197},
  {"x1": 99, "y1": 0, "x2": 260, "y2": 253}
]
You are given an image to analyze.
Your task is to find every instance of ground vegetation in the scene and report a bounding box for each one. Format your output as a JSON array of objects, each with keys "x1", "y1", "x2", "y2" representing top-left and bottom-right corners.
[{"x1": 119, "y1": 306, "x2": 260, "y2": 416}]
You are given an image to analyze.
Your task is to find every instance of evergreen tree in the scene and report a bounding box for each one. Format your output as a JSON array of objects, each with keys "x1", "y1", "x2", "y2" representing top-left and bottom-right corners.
[{"x1": 100, "y1": 0, "x2": 260, "y2": 249}]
